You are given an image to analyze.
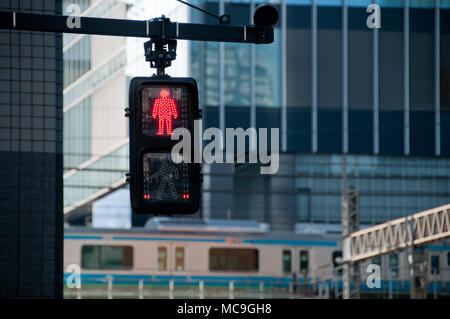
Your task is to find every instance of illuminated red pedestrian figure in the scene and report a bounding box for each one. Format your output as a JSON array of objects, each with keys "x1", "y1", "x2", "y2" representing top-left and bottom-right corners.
[{"x1": 152, "y1": 89, "x2": 178, "y2": 135}]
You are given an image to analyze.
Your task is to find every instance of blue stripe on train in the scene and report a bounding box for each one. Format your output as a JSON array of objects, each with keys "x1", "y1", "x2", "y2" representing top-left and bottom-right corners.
[
  {"x1": 242, "y1": 239, "x2": 338, "y2": 247},
  {"x1": 111, "y1": 237, "x2": 226, "y2": 243},
  {"x1": 64, "y1": 235, "x2": 339, "y2": 246},
  {"x1": 64, "y1": 235, "x2": 104, "y2": 240}
]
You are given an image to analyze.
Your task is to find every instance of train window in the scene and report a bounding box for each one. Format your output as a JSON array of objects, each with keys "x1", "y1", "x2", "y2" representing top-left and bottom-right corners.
[
  {"x1": 209, "y1": 248, "x2": 259, "y2": 272},
  {"x1": 299, "y1": 250, "x2": 308, "y2": 272},
  {"x1": 389, "y1": 254, "x2": 399, "y2": 277},
  {"x1": 282, "y1": 250, "x2": 292, "y2": 273},
  {"x1": 447, "y1": 252, "x2": 450, "y2": 266},
  {"x1": 158, "y1": 247, "x2": 167, "y2": 271},
  {"x1": 175, "y1": 247, "x2": 185, "y2": 271},
  {"x1": 332, "y1": 251, "x2": 342, "y2": 275},
  {"x1": 431, "y1": 255, "x2": 440, "y2": 275},
  {"x1": 81, "y1": 245, "x2": 133, "y2": 270},
  {"x1": 332, "y1": 251, "x2": 342, "y2": 267}
]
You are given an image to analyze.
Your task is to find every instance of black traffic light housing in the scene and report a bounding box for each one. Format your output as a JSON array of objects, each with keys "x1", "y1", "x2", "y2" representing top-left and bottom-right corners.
[{"x1": 127, "y1": 77, "x2": 201, "y2": 214}]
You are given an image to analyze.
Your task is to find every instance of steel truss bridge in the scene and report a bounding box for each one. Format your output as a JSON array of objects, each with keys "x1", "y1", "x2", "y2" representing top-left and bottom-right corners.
[{"x1": 343, "y1": 203, "x2": 450, "y2": 262}]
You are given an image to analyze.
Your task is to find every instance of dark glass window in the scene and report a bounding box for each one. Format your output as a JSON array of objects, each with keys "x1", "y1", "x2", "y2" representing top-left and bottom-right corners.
[
  {"x1": 441, "y1": 9, "x2": 450, "y2": 155},
  {"x1": 287, "y1": 5, "x2": 311, "y2": 109},
  {"x1": 317, "y1": 6, "x2": 342, "y2": 153},
  {"x1": 256, "y1": 107, "x2": 281, "y2": 152},
  {"x1": 379, "y1": 8, "x2": 403, "y2": 155},
  {"x1": 287, "y1": 5, "x2": 311, "y2": 152},
  {"x1": 348, "y1": 8, "x2": 373, "y2": 154},
  {"x1": 209, "y1": 248, "x2": 259, "y2": 272},
  {"x1": 410, "y1": 8, "x2": 435, "y2": 156},
  {"x1": 282, "y1": 250, "x2": 292, "y2": 273},
  {"x1": 317, "y1": 7, "x2": 342, "y2": 109},
  {"x1": 81, "y1": 245, "x2": 133, "y2": 270},
  {"x1": 431, "y1": 255, "x2": 440, "y2": 274},
  {"x1": 299, "y1": 250, "x2": 309, "y2": 272}
]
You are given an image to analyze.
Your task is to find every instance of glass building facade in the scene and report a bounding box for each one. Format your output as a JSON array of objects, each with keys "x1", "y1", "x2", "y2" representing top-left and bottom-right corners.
[
  {"x1": 62, "y1": 0, "x2": 450, "y2": 230},
  {"x1": 191, "y1": 0, "x2": 450, "y2": 230},
  {"x1": 62, "y1": 0, "x2": 190, "y2": 221},
  {"x1": 63, "y1": 0, "x2": 130, "y2": 213}
]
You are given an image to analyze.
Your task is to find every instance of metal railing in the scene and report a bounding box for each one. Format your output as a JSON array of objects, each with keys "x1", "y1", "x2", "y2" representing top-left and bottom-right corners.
[{"x1": 64, "y1": 276, "x2": 315, "y2": 299}]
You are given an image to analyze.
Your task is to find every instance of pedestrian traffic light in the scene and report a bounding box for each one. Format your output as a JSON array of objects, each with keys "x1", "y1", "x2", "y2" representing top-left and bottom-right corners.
[{"x1": 127, "y1": 77, "x2": 201, "y2": 214}]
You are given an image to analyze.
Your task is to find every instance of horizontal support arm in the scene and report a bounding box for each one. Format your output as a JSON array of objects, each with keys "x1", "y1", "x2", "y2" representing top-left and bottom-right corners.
[
  {"x1": 0, "y1": 11, "x2": 148, "y2": 37},
  {"x1": 0, "y1": 11, "x2": 273, "y2": 44}
]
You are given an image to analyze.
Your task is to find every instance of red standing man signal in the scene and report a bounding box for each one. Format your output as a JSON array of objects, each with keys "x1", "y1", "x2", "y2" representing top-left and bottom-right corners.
[{"x1": 152, "y1": 89, "x2": 178, "y2": 135}]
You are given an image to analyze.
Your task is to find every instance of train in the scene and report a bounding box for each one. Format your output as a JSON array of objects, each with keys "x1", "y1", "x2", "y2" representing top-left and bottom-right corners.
[{"x1": 64, "y1": 217, "x2": 450, "y2": 296}]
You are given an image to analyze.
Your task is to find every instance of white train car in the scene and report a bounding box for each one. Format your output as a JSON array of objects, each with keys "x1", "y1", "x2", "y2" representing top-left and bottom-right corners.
[
  {"x1": 64, "y1": 218, "x2": 341, "y2": 288},
  {"x1": 64, "y1": 218, "x2": 450, "y2": 295}
]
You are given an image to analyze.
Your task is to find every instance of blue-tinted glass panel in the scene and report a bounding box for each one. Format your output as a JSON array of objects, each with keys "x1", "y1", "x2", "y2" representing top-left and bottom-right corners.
[
  {"x1": 348, "y1": 8, "x2": 373, "y2": 154},
  {"x1": 287, "y1": 5, "x2": 311, "y2": 152},
  {"x1": 287, "y1": 5, "x2": 311, "y2": 109},
  {"x1": 379, "y1": 111, "x2": 403, "y2": 155},
  {"x1": 63, "y1": 97, "x2": 91, "y2": 171},
  {"x1": 441, "y1": 9, "x2": 450, "y2": 156},
  {"x1": 410, "y1": 8, "x2": 435, "y2": 156},
  {"x1": 203, "y1": 106, "x2": 219, "y2": 130},
  {"x1": 287, "y1": 108, "x2": 311, "y2": 152},
  {"x1": 317, "y1": 7, "x2": 342, "y2": 153},
  {"x1": 379, "y1": 8, "x2": 403, "y2": 155},
  {"x1": 226, "y1": 107, "x2": 250, "y2": 130},
  {"x1": 318, "y1": 110, "x2": 341, "y2": 153},
  {"x1": 256, "y1": 29, "x2": 282, "y2": 107},
  {"x1": 411, "y1": 111, "x2": 435, "y2": 156},
  {"x1": 225, "y1": 3, "x2": 250, "y2": 107},
  {"x1": 63, "y1": 35, "x2": 91, "y2": 88},
  {"x1": 317, "y1": 7, "x2": 342, "y2": 103},
  {"x1": 348, "y1": 111, "x2": 372, "y2": 154},
  {"x1": 256, "y1": 107, "x2": 281, "y2": 152}
]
